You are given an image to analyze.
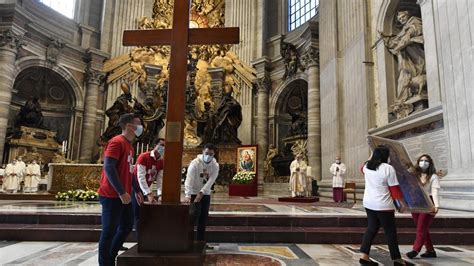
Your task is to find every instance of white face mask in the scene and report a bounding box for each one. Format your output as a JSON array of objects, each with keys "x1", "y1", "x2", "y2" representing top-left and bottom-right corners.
[
  {"x1": 335, "y1": 160, "x2": 341, "y2": 164},
  {"x1": 157, "y1": 146, "x2": 165, "y2": 157},
  {"x1": 134, "y1": 125, "x2": 144, "y2": 137},
  {"x1": 419, "y1": 160, "x2": 430, "y2": 170},
  {"x1": 203, "y1": 154, "x2": 213, "y2": 164}
]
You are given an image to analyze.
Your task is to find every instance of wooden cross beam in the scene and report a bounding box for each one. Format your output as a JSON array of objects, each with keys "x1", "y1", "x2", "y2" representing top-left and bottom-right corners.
[{"x1": 123, "y1": 0, "x2": 240, "y2": 204}]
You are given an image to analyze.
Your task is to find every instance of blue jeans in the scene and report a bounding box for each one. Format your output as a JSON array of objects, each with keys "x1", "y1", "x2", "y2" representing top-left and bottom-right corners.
[{"x1": 98, "y1": 196, "x2": 133, "y2": 266}]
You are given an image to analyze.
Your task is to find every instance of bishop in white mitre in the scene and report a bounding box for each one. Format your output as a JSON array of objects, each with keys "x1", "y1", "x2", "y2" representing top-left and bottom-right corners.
[{"x1": 289, "y1": 153, "x2": 307, "y2": 197}]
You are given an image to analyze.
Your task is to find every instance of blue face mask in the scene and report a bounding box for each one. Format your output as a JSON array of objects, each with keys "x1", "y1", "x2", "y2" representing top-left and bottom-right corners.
[
  {"x1": 203, "y1": 154, "x2": 213, "y2": 163},
  {"x1": 157, "y1": 146, "x2": 165, "y2": 157},
  {"x1": 134, "y1": 125, "x2": 143, "y2": 137}
]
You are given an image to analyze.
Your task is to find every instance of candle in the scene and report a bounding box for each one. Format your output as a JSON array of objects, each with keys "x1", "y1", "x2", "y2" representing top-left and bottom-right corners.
[
  {"x1": 61, "y1": 141, "x2": 65, "y2": 153},
  {"x1": 146, "y1": 144, "x2": 149, "y2": 151},
  {"x1": 141, "y1": 143, "x2": 144, "y2": 154},
  {"x1": 136, "y1": 142, "x2": 139, "y2": 155}
]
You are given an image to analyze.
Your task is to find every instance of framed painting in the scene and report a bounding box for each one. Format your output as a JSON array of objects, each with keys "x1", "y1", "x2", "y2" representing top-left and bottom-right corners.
[
  {"x1": 236, "y1": 145, "x2": 257, "y2": 173},
  {"x1": 367, "y1": 135, "x2": 434, "y2": 213}
]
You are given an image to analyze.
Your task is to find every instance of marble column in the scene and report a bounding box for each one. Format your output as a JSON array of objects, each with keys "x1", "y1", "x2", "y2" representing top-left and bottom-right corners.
[
  {"x1": 303, "y1": 47, "x2": 322, "y2": 181},
  {"x1": 255, "y1": 78, "x2": 270, "y2": 192},
  {"x1": 0, "y1": 29, "x2": 24, "y2": 163},
  {"x1": 79, "y1": 67, "x2": 104, "y2": 163}
]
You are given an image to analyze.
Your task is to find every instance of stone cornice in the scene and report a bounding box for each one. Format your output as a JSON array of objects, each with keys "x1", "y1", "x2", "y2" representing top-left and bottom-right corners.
[
  {"x1": 255, "y1": 74, "x2": 272, "y2": 93},
  {"x1": 416, "y1": 0, "x2": 429, "y2": 6}
]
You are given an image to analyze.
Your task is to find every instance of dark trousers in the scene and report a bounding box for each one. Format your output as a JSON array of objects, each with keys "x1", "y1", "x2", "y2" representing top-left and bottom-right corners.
[
  {"x1": 190, "y1": 194, "x2": 211, "y2": 241},
  {"x1": 360, "y1": 208, "x2": 401, "y2": 260},
  {"x1": 98, "y1": 196, "x2": 134, "y2": 266},
  {"x1": 412, "y1": 212, "x2": 435, "y2": 252},
  {"x1": 131, "y1": 191, "x2": 140, "y2": 238}
]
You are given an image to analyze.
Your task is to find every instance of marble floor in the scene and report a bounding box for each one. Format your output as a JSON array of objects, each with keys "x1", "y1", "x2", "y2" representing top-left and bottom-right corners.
[
  {"x1": 0, "y1": 194, "x2": 473, "y2": 218},
  {"x1": 0, "y1": 241, "x2": 473, "y2": 265}
]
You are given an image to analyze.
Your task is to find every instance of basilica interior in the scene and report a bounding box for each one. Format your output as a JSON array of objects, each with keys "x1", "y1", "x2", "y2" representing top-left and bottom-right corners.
[{"x1": 0, "y1": 0, "x2": 473, "y2": 265}]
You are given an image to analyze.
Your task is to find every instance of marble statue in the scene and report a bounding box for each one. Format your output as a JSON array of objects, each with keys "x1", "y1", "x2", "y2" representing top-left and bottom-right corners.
[
  {"x1": 381, "y1": 11, "x2": 426, "y2": 114},
  {"x1": 24, "y1": 160, "x2": 41, "y2": 193},
  {"x1": 3, "y1": 159, "x2": 22, "y2": 193},
  {"x1": 281, "y1": 41, "x2": 303, "y2": 79},
  {"x1": 264, "y1": 144, "x2": 279, "y2": 177},
  {"x1": 52, "y1": 150, "x2": 73, "y2": 164},
  {"x1": 289, "y1": 153, "x2": 308, "y2": 197},
  {"x1": 288, "y1": 109, "x2": 308, "y2": 137},
  {"x1": 15, "y1": 96, "x2": 44, "y2": 129},
  {"x1": 211, "y1": 87, "x2": 242, "y2": 145},
  {"x1": 99, "y1": 83, "x2": 133, "y2": 143}
]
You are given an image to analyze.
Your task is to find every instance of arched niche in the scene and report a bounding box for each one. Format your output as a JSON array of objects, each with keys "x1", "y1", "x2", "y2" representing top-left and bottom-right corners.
[
  {"x1": 376, "y1": 0, "x2": 425, "y2": 123},
  {"x1": 10, "y1": 67, "x2": 76, "y2": 142}
]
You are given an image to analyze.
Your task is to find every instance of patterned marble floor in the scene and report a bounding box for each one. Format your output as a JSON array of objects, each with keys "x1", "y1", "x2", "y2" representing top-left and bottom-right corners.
[
  {"x1": 0, "y1": 241, "x2": 473, "y2": 265},
  {"x1": 0, "y1": 195, "x2": 473, "y2": 218}
]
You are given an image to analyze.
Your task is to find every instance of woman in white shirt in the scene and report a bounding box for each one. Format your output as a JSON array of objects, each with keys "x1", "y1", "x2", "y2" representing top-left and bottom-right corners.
[
  {"x1": 359, "y1": 146, "x2": 405, "y2": 265},
  {"x1": 406, "y1": 154, "x2": 441, "y2": 259}
]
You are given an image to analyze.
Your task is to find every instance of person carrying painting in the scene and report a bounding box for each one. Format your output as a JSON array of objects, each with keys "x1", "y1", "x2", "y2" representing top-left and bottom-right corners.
[
  {"x1": 359, "y1": 145, "x2": 406, "y2": 265},
  {"x1": 406, "y1": 154, "x2": 441, "y2": 259}
]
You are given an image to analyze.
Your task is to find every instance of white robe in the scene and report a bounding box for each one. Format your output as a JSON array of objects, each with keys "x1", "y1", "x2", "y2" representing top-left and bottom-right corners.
[
  {"x1": 289, "y1": 160, "x2": 307, "y2": 195},
  {"x1": 3, "y1": 163, "x2": 22, "y2": 192},
  {"x1": 330, "y1": 163, "x2": 346, "y2": 188},
  {"x1": 24, "y1": 163, "x2": 41, "y2": 192}
]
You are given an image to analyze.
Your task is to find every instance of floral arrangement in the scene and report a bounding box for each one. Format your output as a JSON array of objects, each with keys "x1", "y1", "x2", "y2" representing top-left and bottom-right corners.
[
  {"x1": 55, "y1": 189, "x2": 99, "y2": 202},
  {"x1": 232, "y1": 171, "x2": 255, "y2": 184}
]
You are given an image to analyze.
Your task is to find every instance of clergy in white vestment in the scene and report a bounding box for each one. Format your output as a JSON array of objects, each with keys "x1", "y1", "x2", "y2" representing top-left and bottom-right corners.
[
  {"x1": 289, "y1": 153, "x2": 307, "y2": 197},
  {"x1": 16, "y1": 156, "x2": 27, "y2": 191},
  {"x1": 3, "y1": 160, "x2": 21, "y2": 193},
  {"x1": 330, "y1": 156, "x2": 347, "y2": 202},
  {"x1": 24, "y1": 160, "x2": 41, "y2": 193}
]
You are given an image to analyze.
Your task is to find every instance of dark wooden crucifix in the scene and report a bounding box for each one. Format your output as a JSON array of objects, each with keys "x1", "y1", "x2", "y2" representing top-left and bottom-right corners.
[{"x1": 123, "y1": 0, "x2": 239, "y2": 204}]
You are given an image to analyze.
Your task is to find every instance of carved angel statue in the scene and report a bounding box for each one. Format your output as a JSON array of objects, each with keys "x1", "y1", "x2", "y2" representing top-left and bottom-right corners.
[
  {"x1": 381, "y1": 11, "x2": 426, "y2": 104},
  {"x1": 264, "y1": 144, "x2": 279, "y2": 177}
]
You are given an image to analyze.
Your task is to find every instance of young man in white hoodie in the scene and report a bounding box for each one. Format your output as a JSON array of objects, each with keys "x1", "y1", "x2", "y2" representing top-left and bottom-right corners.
[{"x1": 184, "y1": 143, "x2": 219, "y2": 242}]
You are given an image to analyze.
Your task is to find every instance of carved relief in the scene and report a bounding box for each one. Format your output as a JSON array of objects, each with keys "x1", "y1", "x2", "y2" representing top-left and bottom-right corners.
[
  {"x1": 46, "y1": 36, "x2": 65, "y2": 63},
  {"x1": 85, "y1": 66, "x2": 105, "y2": 85},
  {"x1": 302, "y1": 47, "x2": 319, "y2": 68}
]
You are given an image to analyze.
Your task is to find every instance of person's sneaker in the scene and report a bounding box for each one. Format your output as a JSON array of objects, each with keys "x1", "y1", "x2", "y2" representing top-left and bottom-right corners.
[
  {"x1": 406, "y1": 250, "x2": 418, "y2": 259},
  {"x1": 359, "y1": 258, "x2": 378, "y2": 265},
  {"x1": 420, "y1": 250, "x2": 437, "y2": 258},
  {"x1": 393, "y1": 258, "x2": 406, "y2": 265},
  {"x1": 205, "y1": 244, "x2": 214, "y2": 250},
  {"x1": 119, "y1": 246, "x2": 129, "y2": 251}
]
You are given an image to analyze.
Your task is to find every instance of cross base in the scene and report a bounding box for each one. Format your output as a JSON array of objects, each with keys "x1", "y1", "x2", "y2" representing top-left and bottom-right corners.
[
  {"x1": 117, "y1": 242, "x2": 205, "y2": 266},
  {"x1": 137, "y1": 204, "x2": 194, "y2": 252}
]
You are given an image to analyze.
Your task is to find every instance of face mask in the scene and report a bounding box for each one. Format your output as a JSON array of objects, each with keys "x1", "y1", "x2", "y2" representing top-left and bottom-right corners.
[
  {"x1": 419, "y1": 161, "x2": 430, "y2": 170},
  {"x1": 335, "y1": 160, "x2": 341, "y2": 164},
  {"x1": 157, "y1": 146, "x2": 165, "y2": 157},
  {"x1": 134, "y1": 125, "x2": 143, "y2": 137},
  {"x1": 203, "y1": 154, "x2": 213, "y2": 164}
]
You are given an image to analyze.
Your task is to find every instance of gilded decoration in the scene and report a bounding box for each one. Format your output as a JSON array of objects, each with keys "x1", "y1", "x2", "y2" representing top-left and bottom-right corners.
[
  {"x1": 49, "y1": 164, "x2": 102, "y2": 192},
  {"x1": 104, "y1": 0, "x2": 255, "y2": 145}
]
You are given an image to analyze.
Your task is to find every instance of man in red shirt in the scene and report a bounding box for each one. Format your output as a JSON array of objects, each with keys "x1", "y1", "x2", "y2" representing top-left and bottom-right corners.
[
  {"x1": 131, "y1": 138, "x2": 165, "y2": 233},
  {"x1": 98, "y1": 113, "x2": 143, "y2": 266}
]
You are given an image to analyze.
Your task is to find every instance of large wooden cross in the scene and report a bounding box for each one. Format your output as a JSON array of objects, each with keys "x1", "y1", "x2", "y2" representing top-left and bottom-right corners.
[{"x1": 123, "y1": 0, "x2": 239, "y2": 204}]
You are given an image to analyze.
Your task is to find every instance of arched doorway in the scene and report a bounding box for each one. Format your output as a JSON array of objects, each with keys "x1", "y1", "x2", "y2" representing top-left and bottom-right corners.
[
  {"x1": 5, "y1": 67, "x2": 76, "y2": 162},
  {"x1": 272, "y1": 79, "x2": 308, "y2": 176}
]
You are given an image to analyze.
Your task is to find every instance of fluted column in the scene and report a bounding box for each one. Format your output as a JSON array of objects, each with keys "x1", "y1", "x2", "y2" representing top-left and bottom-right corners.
[
  {"x1": 303, "y1": 47, "x2": 322, "y2": 180},
  {"x1": 0, "y1": 30, "x2": 24, "y2": 163},
  {"x1": 79, "y1": 67, "x2": 105, "y2": 163},
  {"x1": 255, "y1": 75, "x2": 271, "y2": 192}
]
